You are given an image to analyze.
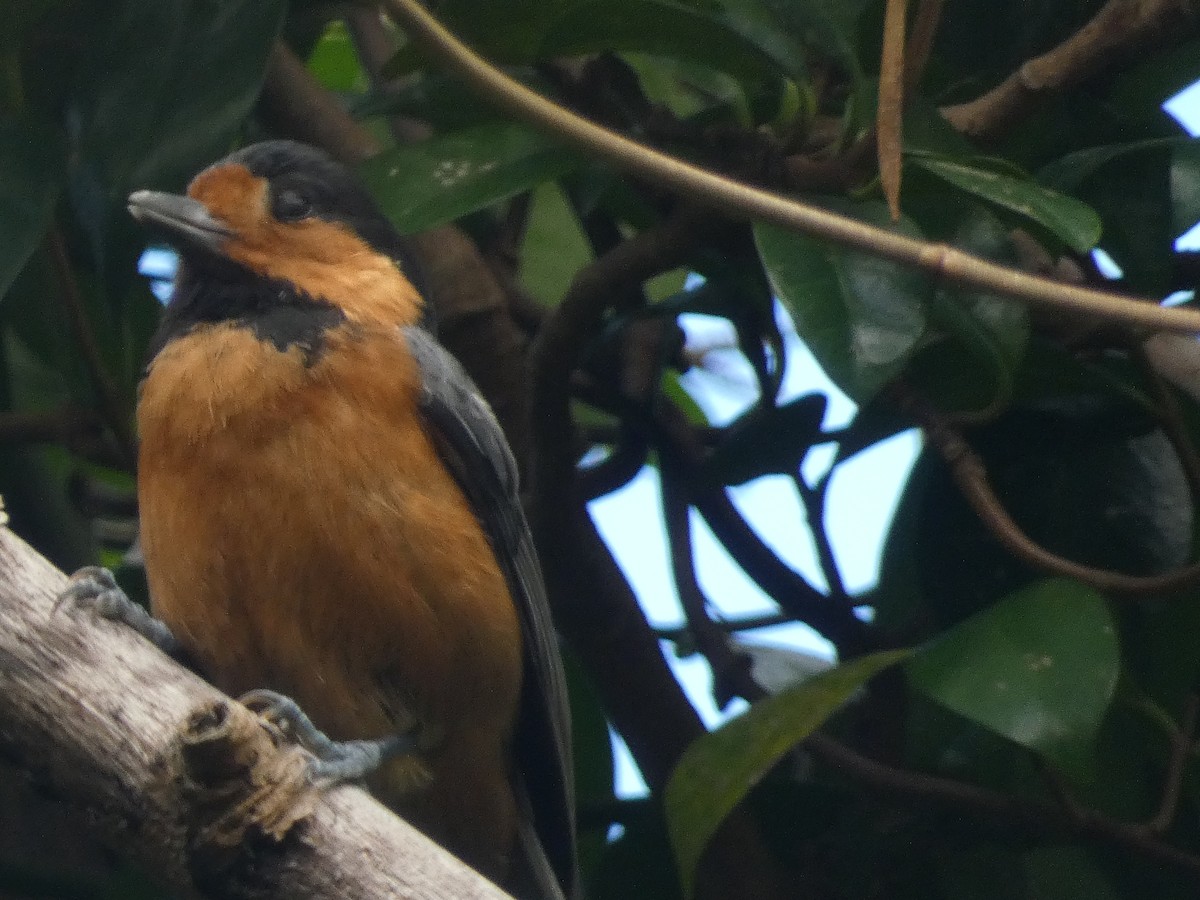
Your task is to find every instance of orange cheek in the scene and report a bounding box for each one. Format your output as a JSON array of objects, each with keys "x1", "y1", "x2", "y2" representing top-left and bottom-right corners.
[{"x1": 188, "y1": 163, "x2": 270, "y2": 236}]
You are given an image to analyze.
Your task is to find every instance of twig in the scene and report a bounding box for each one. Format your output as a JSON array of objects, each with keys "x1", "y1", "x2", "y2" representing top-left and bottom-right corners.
[
  {"x1": 576, "y1": 426, "x2": 650, "y2": 501},
  {"x1": 792, "y1": 473, "x2": 851, "y2": 605},
  {"x1": 1136, "y1": 341, "x2": 1200, "y2": 501},
  {"x1": 941, "y1": 0, "x2": 1197, "y2": 142},
  {"x1": 805, "y1": 733, "x2": 1200, "y2": 874},
  {"x1": 877, "y1": 0, "x2": 908, "y2": 218},
  {"x1": 46, "y1": 229, "x2": 136, "y2": 469},
  {"x1": 1145, "y1": 693, "x2": 1200, "y2": 835},
  {"x1": 896, "y1": 384, "x2": 1200, "y2": 596},
  {"x1": 651, "y1": 400, "x2": 872, "y2": 655},
  {"x1": 379, "y1": 0, "x2": 1200, "y2": 335},
  {"x1": 659, "y1": 457, "x2": 753, "y2": 706},
  {"x1": 654, "y1": 611, "x2": 798, "y2": 643}
]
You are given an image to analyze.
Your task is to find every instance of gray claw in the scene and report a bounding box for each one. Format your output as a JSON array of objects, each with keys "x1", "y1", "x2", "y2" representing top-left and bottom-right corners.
[
  {"x1": 239, "y1": 688, "x2": 415, "y2": 784},
  {"x1": 58, "y1": 566, "x2": 182, "y2": 657}
]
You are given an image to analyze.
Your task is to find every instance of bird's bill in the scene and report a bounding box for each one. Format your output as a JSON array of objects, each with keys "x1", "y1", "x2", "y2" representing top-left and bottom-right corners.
[{"x1": 128, "y1": 190, "x2": 233, "y2": 254}]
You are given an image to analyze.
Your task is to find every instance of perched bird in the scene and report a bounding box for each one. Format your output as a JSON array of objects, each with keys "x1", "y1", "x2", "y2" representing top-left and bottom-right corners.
[{"x1": 78, "y1": 140, "x2": 575, "y2": 899}]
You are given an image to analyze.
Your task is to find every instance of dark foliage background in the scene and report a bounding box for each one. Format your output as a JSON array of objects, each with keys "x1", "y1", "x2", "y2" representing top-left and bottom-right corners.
[{"x1": 3, "y1": 0, "x2": 1200, "y2": 897}]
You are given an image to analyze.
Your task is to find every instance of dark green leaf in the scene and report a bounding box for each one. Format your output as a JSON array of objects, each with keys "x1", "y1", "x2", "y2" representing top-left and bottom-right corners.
[
  {"x1": 1170, "y1": 139, "x2": 1200, "y2": 239},
  {"x1": 906, "y1": 579, "x2": 1119, "y2": 774},
  {"x1": 0, "y1": 118, "x2": 61, "y2": 300},
  {"x1": 755, "y1": 201, "x2": 929, "y2": 402},
  {"x1": 76, "y1": 0, "x2": 286, "y2": 195},
  {"x1": 702, "y1": 393, "x2": 826, "y2": 485},
  {"x1": 756, "y1": 0, "x2": 871, "y2": 82},
  {"x1": 1038, "y1": 138, "x2": 1186, "y2": 290},
  {"x1": 911, "y1": 211, "x2": 1029, "y2": 416},
  {"x1": 540, "y1": 0, "x2": 805, "y2": 84},
  {"x1": 910, "y1": 153, "x2": 1101, "y2": 253},
  {"x1": 360, "y1": 124, "x2": 581, "y2": 234},
  {"x1": 665, "y1": 649, "x2": 909, "y2": 897}
]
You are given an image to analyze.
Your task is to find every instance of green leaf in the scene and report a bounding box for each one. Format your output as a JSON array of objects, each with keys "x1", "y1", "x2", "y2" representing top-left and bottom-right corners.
[
  {"x1": 909, "y1": 153, "x2": 1101, "y2": 254},
  {"x1": 755, "y1": 201, "x2": 929, "y2": 402},
  {"x1": 307, "y1": 20, "x2": 368, "y2": 93},
  {"x1": 540, "y1": 0, "x2": 805, "y2": 84},
  {"x1": 906, "y1": 579, "x2": 1119, "y2": 774},
  {"x1": 662, "y1": 370, "x2": 710, "y2": 426},
  {"x1": 665, "y1": 649, "x2": 909, "y2": 897},
  {"x1": 0, "y1": 118, "x2": 61, "y2": 300},
  {"x1": 1039, "y1": 139, "x2": 1183, "y2": 291},
  {"x1": 755, "y1": 0, "x2": 871, "y2": 83},
  {"x1": 910, "y1": 211, "x2": 1029, "y2": 416},
  {"x1": 517, "y1": 183, "x2": 594, "y2": 306},
  {"x1": 76, "y1": 0, "x2": 286, "y2": 194},
  {"x1": 359, "y1": 123, "x2": 581, "y2": 234}
]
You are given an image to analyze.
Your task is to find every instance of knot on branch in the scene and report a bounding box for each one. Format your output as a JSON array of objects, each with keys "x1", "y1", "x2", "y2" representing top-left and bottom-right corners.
[{"x1": 179, "y1": 699, "x2": 319, "y2": 890}]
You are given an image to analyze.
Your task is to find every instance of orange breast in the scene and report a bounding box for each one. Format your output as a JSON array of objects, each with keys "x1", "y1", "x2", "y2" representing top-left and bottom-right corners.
[{"x1": 136, "y1": 322, "x2": 522, "y2": 875}]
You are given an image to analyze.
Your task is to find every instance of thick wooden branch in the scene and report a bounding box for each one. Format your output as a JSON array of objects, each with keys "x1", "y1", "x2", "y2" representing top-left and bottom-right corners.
[{"x1": 0, "y1": 524, "x2": 511, "y2": 900}]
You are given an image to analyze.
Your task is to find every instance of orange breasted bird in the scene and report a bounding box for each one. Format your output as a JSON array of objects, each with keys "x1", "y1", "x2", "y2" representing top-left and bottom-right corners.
[{"x1": 67, "y1": 140, "x2": 575, "y2": 899}]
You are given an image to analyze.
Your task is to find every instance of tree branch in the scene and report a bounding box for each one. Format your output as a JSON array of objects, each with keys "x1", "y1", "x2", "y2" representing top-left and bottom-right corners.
[
  {"x1": 895, "y1": 383, "x2": 1200, "y2": 596},
  {"x1": 941, "y1": 0, "x2": 1197, "y2": 142},
  {"x1": 379, "y1": 0, "x2": 1200, "y2": 335},
  {"x1": 0, "y1": 524, "x2": 513, "y2": 900}
]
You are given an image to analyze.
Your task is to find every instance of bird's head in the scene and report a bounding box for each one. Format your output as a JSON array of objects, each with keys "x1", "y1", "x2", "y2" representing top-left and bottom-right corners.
[{"x1": 129, "y1": 140, "x2": 425, "y2": 330}]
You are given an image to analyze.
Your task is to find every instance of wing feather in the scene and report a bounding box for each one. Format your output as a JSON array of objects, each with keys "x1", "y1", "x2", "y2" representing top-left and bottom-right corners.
[{"x1": 403, "y1": 326, "x2": 575, "y2": 899}]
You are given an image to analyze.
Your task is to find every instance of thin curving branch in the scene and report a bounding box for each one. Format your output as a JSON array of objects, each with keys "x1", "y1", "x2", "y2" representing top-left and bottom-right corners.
[
  {"x1": 895, "y1": 383, "x2": 1200, "y2": 596},
  {"x1": 804, "y1": 732, "x2": 1200, "y2": 874},
  {"x1": 379, "y1": 0, "x2": 1200, "y2": 335},
  {"x1": 941, "y1": 0, "x2": 1197, "y2": 142},
  {"x1": 650, "y1": 399, "x2": 872, "y2": 656},
  {"x1": 1144, "y1": 693, "x2": 1200, "y2": 836}
]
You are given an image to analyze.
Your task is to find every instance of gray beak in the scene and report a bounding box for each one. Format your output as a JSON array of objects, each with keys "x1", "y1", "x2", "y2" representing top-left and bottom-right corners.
[{"x1": 128, "y1": 190, "x2": 234, "y2": 253}]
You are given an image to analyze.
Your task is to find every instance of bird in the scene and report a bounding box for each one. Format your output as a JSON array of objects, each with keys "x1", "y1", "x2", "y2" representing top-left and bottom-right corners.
[{"x1": 69, "y1": 139, "x2": 575, "y2": 899}]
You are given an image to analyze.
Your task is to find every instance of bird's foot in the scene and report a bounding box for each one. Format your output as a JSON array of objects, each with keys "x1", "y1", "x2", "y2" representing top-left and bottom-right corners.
[
  {"x1": 57, "y1": 566, "x2": 186, "y2": 660},
  {"x1": 239, "y1": 689, "x2": 415, "y2": 784}
]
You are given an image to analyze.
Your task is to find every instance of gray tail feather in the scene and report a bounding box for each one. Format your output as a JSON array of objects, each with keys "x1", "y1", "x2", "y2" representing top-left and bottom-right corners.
[{"x1": 506, "y1": 782, "x2": 579, "y2": 900}]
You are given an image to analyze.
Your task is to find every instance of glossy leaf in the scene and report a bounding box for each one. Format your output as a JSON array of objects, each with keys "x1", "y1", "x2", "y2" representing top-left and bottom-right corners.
[
  {"x1": 665, "y1": 649, "x2": 909, "y2": 897},
  {"x1": 910, "y1": 153, "x2": 1101, "y2": 253},
  {"x1": 755, "y1": 201, "x2": 929, "y2": 402},
  {"x1": 0, "y1": 119, "x2": 61, "y2": 300},
  {"x1": 907, "y1": 579, "x2": 1119, "y2": 774},
  {"x1": 360, "y1": 123, "x2": 581, "y2": 234}
]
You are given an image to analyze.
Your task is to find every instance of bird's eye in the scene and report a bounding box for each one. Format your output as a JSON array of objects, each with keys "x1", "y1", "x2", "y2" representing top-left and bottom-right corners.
[{"x1": 272, "y1": 187, "x2": 314, "y2": 222}]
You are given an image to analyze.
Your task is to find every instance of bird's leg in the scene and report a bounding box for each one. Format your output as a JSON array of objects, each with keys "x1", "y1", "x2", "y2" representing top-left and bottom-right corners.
[
  {"x1": 57, "y1": 566, "x2": 188, "y2": 661},
  {"x1": 239, "y1": 689, "x2": 416, "y2": 784}
]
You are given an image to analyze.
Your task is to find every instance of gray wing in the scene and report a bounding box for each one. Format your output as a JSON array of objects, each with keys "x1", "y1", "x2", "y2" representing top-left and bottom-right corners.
[{"x1": 404, "y1": 326, "x2": 576, "y2": 899}]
